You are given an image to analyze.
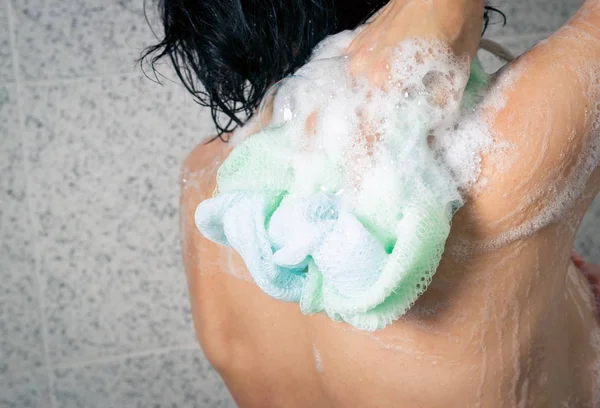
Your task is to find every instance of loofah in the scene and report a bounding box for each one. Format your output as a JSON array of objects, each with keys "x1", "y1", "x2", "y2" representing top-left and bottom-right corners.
[{"x1": 195, "y1": 31, "x2": 491, "y2": 331}]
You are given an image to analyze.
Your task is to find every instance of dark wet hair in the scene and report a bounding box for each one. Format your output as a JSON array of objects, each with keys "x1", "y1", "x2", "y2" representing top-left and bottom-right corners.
[{"x1": 141, "y1": 0, "x2": 506, "y2": 141}]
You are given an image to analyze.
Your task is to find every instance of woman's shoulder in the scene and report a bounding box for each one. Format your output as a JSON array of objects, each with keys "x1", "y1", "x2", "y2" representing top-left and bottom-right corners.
[
  {"x1": 180, "y1": 137, "x2": 236, "y2": 278},
  {"x1": 181, "y1": 138, "x2": 230, "y2": 194}
]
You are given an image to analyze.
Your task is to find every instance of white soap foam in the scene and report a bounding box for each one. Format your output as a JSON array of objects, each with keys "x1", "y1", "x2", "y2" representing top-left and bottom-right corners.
[
  {"x1": 259, "y1": 30, "x2": 496, "y2": 218},
  {"x1": 313, "y1": 345, "x2": 324, "y2": 373}
]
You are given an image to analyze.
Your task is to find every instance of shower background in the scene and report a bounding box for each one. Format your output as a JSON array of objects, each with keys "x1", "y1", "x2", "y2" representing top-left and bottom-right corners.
[{"x1": 1, "y1": 0, "x2": 598, "y2": 406}]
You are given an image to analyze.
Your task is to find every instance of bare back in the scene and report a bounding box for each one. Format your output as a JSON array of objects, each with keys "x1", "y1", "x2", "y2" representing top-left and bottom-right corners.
[{"x1": 180, "y1": 5, "x2": 600, "y2": 407}]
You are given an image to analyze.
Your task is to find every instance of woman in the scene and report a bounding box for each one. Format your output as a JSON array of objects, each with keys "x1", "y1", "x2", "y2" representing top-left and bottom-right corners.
[{"x1": 145, "y1": 0, "x2": 600, "y2": 406}]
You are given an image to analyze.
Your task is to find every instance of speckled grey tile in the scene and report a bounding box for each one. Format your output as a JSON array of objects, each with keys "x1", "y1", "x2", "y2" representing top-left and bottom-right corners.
[
  {"x1": 483, "y1": 0, "x2": 584, "y2": 38},
  {"x1": 0, "y1": 370, "x2": 51, "y2": 408},
  {"x1": 478, "y1": 32, "x2": 551, "y2": 74},
  {"x1": 0, "y1": 1, "x2": 14, "y2": 82},
  {"x1": 576, "y1": 194, "x2": 600, "y2": 265},
  {"x1": 0, "y1": 85, "x2": 44, "y2": 375},
  {"x1": 11, "y1": 0, "x2": 158, "y2": 80},
  {"x1": 22, "y1": 74, "x2": 214, "y2": 364},
  {"x1": 53, "y1": 348, "x2": 235, "y2": 408}
]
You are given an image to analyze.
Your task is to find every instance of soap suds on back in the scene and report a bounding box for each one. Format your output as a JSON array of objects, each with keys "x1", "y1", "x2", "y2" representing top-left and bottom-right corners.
[{"x1": 313, "y1": 345, "x2": 324, "y2": 373}]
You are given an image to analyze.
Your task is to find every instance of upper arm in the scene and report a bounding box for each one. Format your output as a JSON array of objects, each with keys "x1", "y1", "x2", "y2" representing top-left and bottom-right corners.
[{"x1": 459, "y1": 3, "x2": 600, "y2": 238}]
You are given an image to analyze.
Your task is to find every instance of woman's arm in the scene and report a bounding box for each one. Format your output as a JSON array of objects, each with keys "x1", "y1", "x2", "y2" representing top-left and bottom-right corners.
[
  {"x1": 462, "y1": 0, "x2": 600, "y2": 238},
  {"x1": 346, "y1": 0, "x2": 485, "y2": 85}
]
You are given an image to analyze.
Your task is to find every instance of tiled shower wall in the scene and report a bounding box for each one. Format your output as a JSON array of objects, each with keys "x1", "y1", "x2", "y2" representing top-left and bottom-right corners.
[{"x1": 0, "y1": 0, "x2": 598, "y2": 407}]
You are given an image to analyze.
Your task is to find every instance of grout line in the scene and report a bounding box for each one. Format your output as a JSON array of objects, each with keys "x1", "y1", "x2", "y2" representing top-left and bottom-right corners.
[
  {"x1": 0, "y1": 81, "x2": 16, "y2": 88},
  {"x1": 20, "y1": 70, "x2": 145, "y2": 86},
  {"x1": 0, "y1": 70, "x2": 185, "y2": 90},
  {"x1": 12, "y1": 69, "x2": 186, "y2": 90},
  {"x1": 0, "y1": 343, "x2": 202, "y2": 382},
  {"x1": 51, "y1": 343, "x2": 201, "y2": 371},
  {"x1": 5, "y1": 1, "x2": 57, "y2": 407},
  {"x1": 16, "y1": 62, "x2": 183, "y2": 87},
  {"x1": 0, "y1": 366, "x2": 53, "y2": 380}
]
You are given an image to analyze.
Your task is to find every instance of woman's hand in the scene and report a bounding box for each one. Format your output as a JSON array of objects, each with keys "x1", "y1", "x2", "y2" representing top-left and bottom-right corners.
[{"x1": 345, "y1": 0, "x2": 485, "y2": 87}]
